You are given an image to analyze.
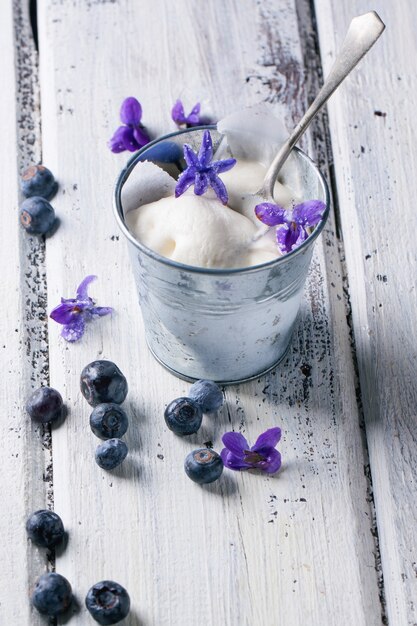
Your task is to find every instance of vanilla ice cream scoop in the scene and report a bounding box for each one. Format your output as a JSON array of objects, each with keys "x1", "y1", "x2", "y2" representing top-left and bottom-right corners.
[
  {"x1": 219, "y1": 160, "x2": 297, "y2": 224},
  {"x1": 125, "y1": 190, "x2": 278, "y2": 269},
  {"x1": 121, "y1": 109, "x2": 302, "y2": 269}
]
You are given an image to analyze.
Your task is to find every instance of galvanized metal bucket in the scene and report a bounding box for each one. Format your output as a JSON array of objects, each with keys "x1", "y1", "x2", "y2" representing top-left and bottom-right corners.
[{"x1": 113, "y1": 127, "x2": 330, "y2": 383}]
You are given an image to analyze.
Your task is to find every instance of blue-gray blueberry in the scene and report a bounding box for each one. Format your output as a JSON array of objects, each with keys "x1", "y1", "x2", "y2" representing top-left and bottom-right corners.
[
  {"x1": 26, "y1": 387, "x2": 64, "y2": 424},
  {"x1": 139, "y1": 140, "x2": 183, "y2": 163},
  {"x1": 189, "y1": 379, "x2": 223, "y2": 413},
  {"x1": 85, "y1": 580, "x2": 130, "y2": 625},
  {"x1": 80, "y1": 360, "x2": 128, "y2": 406},
  {"x1": 20, "y1": 196, "x2": 56, "y2": 235},
  {"x1": 21, "y1": 164, "x2": 58, "y2": 200},
  {"x1": 95, "y1": 439, "x2": 128, "y2": 470},
  {"x1": 31, "y1": 572, "x2": 72, "y2": 617},
  {"x1": 184, "y1": 448, "x2": 224, "y2": 484},
  {"x1": 90, "y1": 403, "x2": 129, "y2": 440},
  {"x1": 164, "y1": 397, "x2": 202, "y2": 436},
  {"x1": 26, "y1": 509, "x2": 65, "y2": 549}
]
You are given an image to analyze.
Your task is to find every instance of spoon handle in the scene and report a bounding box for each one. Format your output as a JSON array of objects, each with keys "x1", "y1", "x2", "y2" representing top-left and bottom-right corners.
[{"x1": 261, "y1": 11, "x2": 385, "y2": 199}]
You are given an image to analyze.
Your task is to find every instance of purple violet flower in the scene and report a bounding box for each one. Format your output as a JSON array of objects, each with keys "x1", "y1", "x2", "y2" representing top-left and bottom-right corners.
[
  {"x1": 108, "y1": 97, "x2": 150, "y2": 153},
  {"x1": 221, "y1": 427, "x2": 282, "y2": 474},
  {"x1": 171, "y1": 99, "x2": 201, "y2": 127},
  {"x1": 175, "y1": 130, "x2": 236, "y2": 204},
  {"x1": 255, "y1": 200, "x2": 326, "y2": 254},
  {"x1": 50, "y1": 275, "x2": 113, "y2": 342}
]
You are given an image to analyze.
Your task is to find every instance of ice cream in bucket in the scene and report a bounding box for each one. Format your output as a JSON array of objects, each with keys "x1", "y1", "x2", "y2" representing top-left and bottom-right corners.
[{"x1": 113, "y1": 110, "x2": 330, "y2": 383}]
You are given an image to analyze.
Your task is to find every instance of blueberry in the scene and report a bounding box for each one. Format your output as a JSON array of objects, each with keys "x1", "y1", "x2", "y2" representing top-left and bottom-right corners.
[
  {"x1": 189, "y1": 379, "x2": 223, "y2": 413},
  {"x1": 184, "y1": 448, "x2": 224, "y2": 484},
  {"x1": 31, "y1": 572, "x2": 72, "y2": 617},
  {"x1": 80, "y1": 360, "x2": 128, "y2": 406},
  {"x1": 26, "y1": 387, "x2": 64, "y2": 424},
  {"x1": 164, "y1": 397, "x2": 202, "y2": 436},
  {"x1": 139, "y1": 141, "x2": 183, "y2": 164},
  {"x1": 90, "y1": 403, "x2": 129, "y2": 440},
  {"x1": 20, "y1": 196, "x2": 56, "y2": 235},
  {"x1": 95, "y1": 439, "x2": 128, "y2": 470},
  {"x1": 21, "y1": 164, "x2": 58, "y2": 200},
  {"x1": 26, "y1": 510, "x2": 65, "y2": 549},
  {"x1": 85, "y1": 580, "x2": 130, "y2": 625}
]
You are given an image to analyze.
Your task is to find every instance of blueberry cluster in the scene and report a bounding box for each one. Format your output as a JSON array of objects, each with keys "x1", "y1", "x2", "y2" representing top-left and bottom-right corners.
[
  {"x1": 81, "y1": 360, "x2": 130, "y2": 470},
  {"x1": 26, "y1": 508, "x2": 131, "y2": 622},
  {"x1": 30, "y1": 570, "x2": 130, "y2": 623},
  {"x1": 25, "y1": 364, "x2": 131, "y2": 622},
  {"x1": 26, "y1": 510, "x2": 131, "y2": 622},
  {"x1": 164, "y1": 379, "x2": 223, "y2": 436},
  {"x1": 165, "y1": 380, "x2": 225, "y2": 485},
  {"x1": 19, "y1": 164, "x2": 58, "y2": 235}
]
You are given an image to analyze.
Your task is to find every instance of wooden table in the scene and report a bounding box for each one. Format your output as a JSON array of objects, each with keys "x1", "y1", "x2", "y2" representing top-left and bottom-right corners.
[{"x1": 2, "y1": 1, "x2": 416, "y2": 624}]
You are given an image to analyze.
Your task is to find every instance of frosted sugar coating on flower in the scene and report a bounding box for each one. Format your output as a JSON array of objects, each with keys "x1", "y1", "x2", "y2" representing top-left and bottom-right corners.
[
  {"x1": 50, "y1": 275, "x2": 112, "y2": 342},
  {"x1": 108, "y1": 97, "x2": 150, "y2": 153},
  {"x1": 255, "y1": 200, "x2": 326, "y2": 254},
  {"x1": 171, "y1": 100, "x2": 201, "y2": 127},
  {"x1": 221, "y1": 427, "x2": 282, "y2": 473},
  {"x1": 175, "y1": 130, "x2": 236, "y2": 204}
]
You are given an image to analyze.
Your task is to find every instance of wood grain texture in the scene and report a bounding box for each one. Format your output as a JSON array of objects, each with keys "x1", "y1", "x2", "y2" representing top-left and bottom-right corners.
[
  {"x1": 0, "y1": 1, "x2": 52, "y2": 623},
  {"x1": 35, "y1": 0, "x2": 385, "y2": 624},
  {"x1": 314, "y1": 2, "x2": 417, "y2": 624}
]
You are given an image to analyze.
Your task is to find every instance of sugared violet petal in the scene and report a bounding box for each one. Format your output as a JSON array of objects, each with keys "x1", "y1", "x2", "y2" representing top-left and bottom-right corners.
[
  {"x1": 120, "y1": 97, "x2": 142, "y2": 126},
  {"x1": 175, "y1": 130, "x2": 236, "y2": 204},
  {"x1": 171, "y1": 99, "x2": 201, "y2": 127},
  {"x1": 255, "y1": 200, "x2": 325, "y2": 254}
]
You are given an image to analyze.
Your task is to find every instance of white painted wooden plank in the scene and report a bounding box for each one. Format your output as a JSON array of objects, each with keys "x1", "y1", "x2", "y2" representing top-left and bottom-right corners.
[
  {"x1": 314, "y1": 1, "x2": 417, "y2": 624},
  {"x1": 38, "y1": 0, "x2": 383, "y2": 624},
  {"x1": 0, "y1": 1, "x2": 51, "y2": 623}
]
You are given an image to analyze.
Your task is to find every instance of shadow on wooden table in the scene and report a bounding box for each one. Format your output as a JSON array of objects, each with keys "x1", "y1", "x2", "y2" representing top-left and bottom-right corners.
[
  {"x1": 202, "y1": 470, "x2": 239, "y2": 497},
  {"x1": 56, "y1": 596, "x2": 145, "y2": 625},
  {"x1": 123, "y1": 611, "x2": 145, "y2": 626}
]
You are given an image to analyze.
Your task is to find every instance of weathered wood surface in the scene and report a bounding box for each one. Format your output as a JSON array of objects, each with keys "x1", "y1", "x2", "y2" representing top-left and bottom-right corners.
[
  {"x1": 0, "y1": 1, "x2": 51, "y2": 624},
  {"x1": 2, "y1": 0, "x2": 415, "y2": 624},
  {"x1": 35, "y1": 0, "x2": 382, "y2": 624},
  {"x1": 315, "y1": 2, "x2": 417, "y2": 624}
]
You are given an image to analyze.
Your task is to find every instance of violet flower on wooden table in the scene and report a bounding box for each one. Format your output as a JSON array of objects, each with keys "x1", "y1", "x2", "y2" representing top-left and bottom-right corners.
[
  {"x1": 108, "y1": 97, "x2": 150, "y2": 153},
  {"x1": 221, "y1": 427, "x2": 282, "y2": 473},
  {"x1": 171, "y1": 99, "x2": 201, "y2": 127},
  {"x1": 50, "y1": 275, "x2": 112, "y2": 342}
]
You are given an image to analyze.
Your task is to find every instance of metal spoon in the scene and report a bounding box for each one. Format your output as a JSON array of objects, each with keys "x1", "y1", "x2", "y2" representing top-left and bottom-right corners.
[{"x1": 252, "y1": 10, "x2": 385, "y2": 242}]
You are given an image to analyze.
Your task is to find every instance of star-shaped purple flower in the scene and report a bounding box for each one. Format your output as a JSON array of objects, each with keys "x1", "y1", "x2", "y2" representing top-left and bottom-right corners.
[
  {"x1": 108, "y1": 97, "x2": 150, "y2": 153},
  {"x1": 221, "y1": 427, "x2": 282, "y2": 474},
  {"x1": 171, "y1": 99, "x2": 201, "y2": 128},
  {"x1": 255, "y1": 200, "x2": 326, "y2": 254},
  {"x1": 175, "y1": 130, "x2": 236, "y2": 204},
  {"x1": 50, "y1": 275, "x2": 113, "y2": 342}
]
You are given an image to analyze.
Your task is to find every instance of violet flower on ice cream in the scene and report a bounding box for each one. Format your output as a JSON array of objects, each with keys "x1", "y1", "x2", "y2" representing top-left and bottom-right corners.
[
  {"x1": 221, "y1": 427, "x2": 282, "y2": 474},
  {"x1": 171, "y1": 99, "x2": 201, "y2": 127},
  {"x1": 50, "y1": 275, "x2": 112, "y2": 342},
  {"x1": 108, "y1": 97, "x2": 150, "y2": 153},
  {"x1": 255, "y1": 200, "x2": 325, "y2": 254},
  {"x1": 175, "y1": 130, "x2": 236, "y2": 204}
]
